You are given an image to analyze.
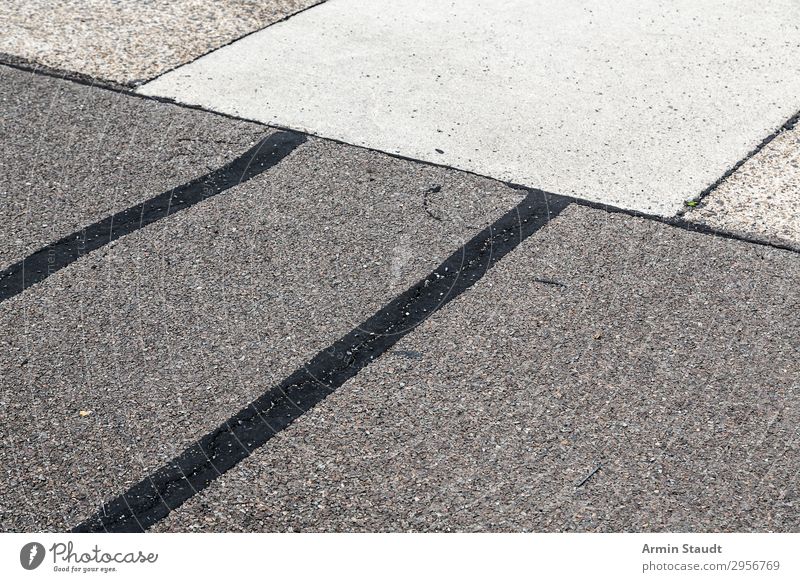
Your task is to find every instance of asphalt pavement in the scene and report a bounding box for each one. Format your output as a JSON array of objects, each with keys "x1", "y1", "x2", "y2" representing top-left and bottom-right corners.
[
  {"x1": 153, "y1": 206, "x2": 800, "y2": 532},
  {"x1": 0, "y1": 1, "x2": 797, "y2": 533}
]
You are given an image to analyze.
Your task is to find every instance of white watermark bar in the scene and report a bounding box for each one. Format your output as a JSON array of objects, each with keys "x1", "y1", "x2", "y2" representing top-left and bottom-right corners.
[{"x1": 1, "y1": 533, "x2": 797, "y2": 580}]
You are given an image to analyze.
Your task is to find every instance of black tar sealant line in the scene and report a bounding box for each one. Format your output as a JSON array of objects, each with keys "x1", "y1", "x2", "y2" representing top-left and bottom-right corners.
[
  {"x1": 73, "y1": 188, "x2": 571, "y2": 532},
  {"x1": 0, "y1": 131, "x2": 306, "y2": 303}
]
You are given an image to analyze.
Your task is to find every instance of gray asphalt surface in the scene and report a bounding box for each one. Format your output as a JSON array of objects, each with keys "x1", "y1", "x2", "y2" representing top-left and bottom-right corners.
[
  {"x1": 0, "y1": 118, "x2": 522, "y2": 530},
  {"x1": 0, "y1": 64, "x2": 267, "y2": 268},
  {"x1": 155, "y1": 205, "x2": 800, "y2": 532},
  {"x1": 1, "y1": 1, "x2": 799, "y2": 536}
]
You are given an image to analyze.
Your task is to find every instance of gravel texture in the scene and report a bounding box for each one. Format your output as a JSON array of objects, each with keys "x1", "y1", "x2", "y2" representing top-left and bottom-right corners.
[
  {"x1": 155, "y1": 205, "x2": 800, "y2": 532},
  {"x1": 0, "y1": 64, "x2": 269, "y2": 269},
  {"x1": 687, "y1": 123, "x2": 800, "y2": 250},
  {"x1": 0, "y1": 136, "x2": 522, "y2": 531},
  {"x1": 0, "y1": 0, "x2": 323, "y2": 84},
  {"x1": 139, "y1": 0, "x2": 800, "y2": 216}
]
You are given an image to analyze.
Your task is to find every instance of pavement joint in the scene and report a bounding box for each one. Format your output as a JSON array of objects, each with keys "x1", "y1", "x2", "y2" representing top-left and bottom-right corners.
[
  {"x1": 2, "y1": 58, "x2": 798, "y2": 257},
  {"x1": 0, "y1": 51, "x2": 130, "y2": 91},
  {"x1": 0, "y1": 131, "x2": 306, "y2": 302},
  {"x1": 131, "y1": 0, "x2": 331, "y2": 89},
  {"x1": 675, "y1": 108, "x2": 800, "y2": 217},
  {"x1": 0, "y1": 0, "x2": 331, "y2": 85},
  {"x1": 138, "y1": 0, "x2": 800, "y2": 215}
]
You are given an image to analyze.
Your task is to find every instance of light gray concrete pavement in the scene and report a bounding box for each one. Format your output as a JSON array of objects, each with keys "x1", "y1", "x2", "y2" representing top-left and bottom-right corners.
[
  {"x1": 0, "y1": 112, "x2": 522, "y2": 530},
  {"x1": 0, "y1": 0, "x2": 322, "y2": 84},
  {"x1": 687, "y1": 123, "x2": 800, "y2": 250},
  {"x1": 0, "y1": 65, "x2": 269, "y2": 268},
  {"x1": 155, "y1": 205, "x2": 800, "y2": 532},
  {"x1": 139, "y1": 0, "x2": 800, "y2": 216}
]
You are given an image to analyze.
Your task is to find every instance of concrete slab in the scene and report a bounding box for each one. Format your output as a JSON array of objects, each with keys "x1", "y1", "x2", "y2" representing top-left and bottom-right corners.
[
  {"x1": 0, "y1": 65, "x2": 269, "y2": 269},
  {"x1": 139, "y1": 0, "x2": 800, "y2": 216},
  {"x1": 154, "y1": 205, "x2": 800, "y2": 532},
  {"x1": 0, "y1": 135, "x2": 523, "y2": 531},
  {"x1": 686, "y1": 123, "x2": 800, "y2": 250},
  {"x1": 0, "y1": 0, "x2": 322, "y2": 84}
]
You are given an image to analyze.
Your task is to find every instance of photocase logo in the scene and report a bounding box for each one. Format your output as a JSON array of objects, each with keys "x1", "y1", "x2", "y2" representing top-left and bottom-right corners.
[{"x1": 20, "y1": 542, "x2": 46, "y2": 570}]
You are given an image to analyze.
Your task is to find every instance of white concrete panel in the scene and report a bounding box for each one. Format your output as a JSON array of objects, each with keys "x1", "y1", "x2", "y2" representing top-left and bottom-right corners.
[{"x1": 139, "y1": 0, "x2": 800, "y2": 216}]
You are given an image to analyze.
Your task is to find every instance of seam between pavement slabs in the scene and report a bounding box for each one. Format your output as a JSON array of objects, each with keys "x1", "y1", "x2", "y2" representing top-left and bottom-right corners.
[
  {"x1": 0, "y1": 51, "x2": 131, "y2": 91},
  {"x1": 0, "y1": 131, "x2": 307, "y2": 303},
  {"x1": 128, "y1": 0, "x2": 331, "y2": 88},
  {"x1": 0, "y1": 1, "x2": 331, "y2": 88},
  {"x1": 675, "y1": 108, "x2": 800, "y2": 217},
  {"x1": 563, "y1": 197, "x2": 800, "y2": 254},
  {"x1": 72, "y1": 189, "x2": 570, "y2": 532},
  {"x1": 258, "y1": 120, "x2": 800, "y2": 254},
  {"x1": 3, "y1": 60, "x2": 797, "y2": 256}
]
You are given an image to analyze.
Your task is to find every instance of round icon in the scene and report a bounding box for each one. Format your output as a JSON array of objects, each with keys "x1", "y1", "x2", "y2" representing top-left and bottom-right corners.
[{"x1": 20, "y1": 542, "x2": 46, "y2": 570}]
